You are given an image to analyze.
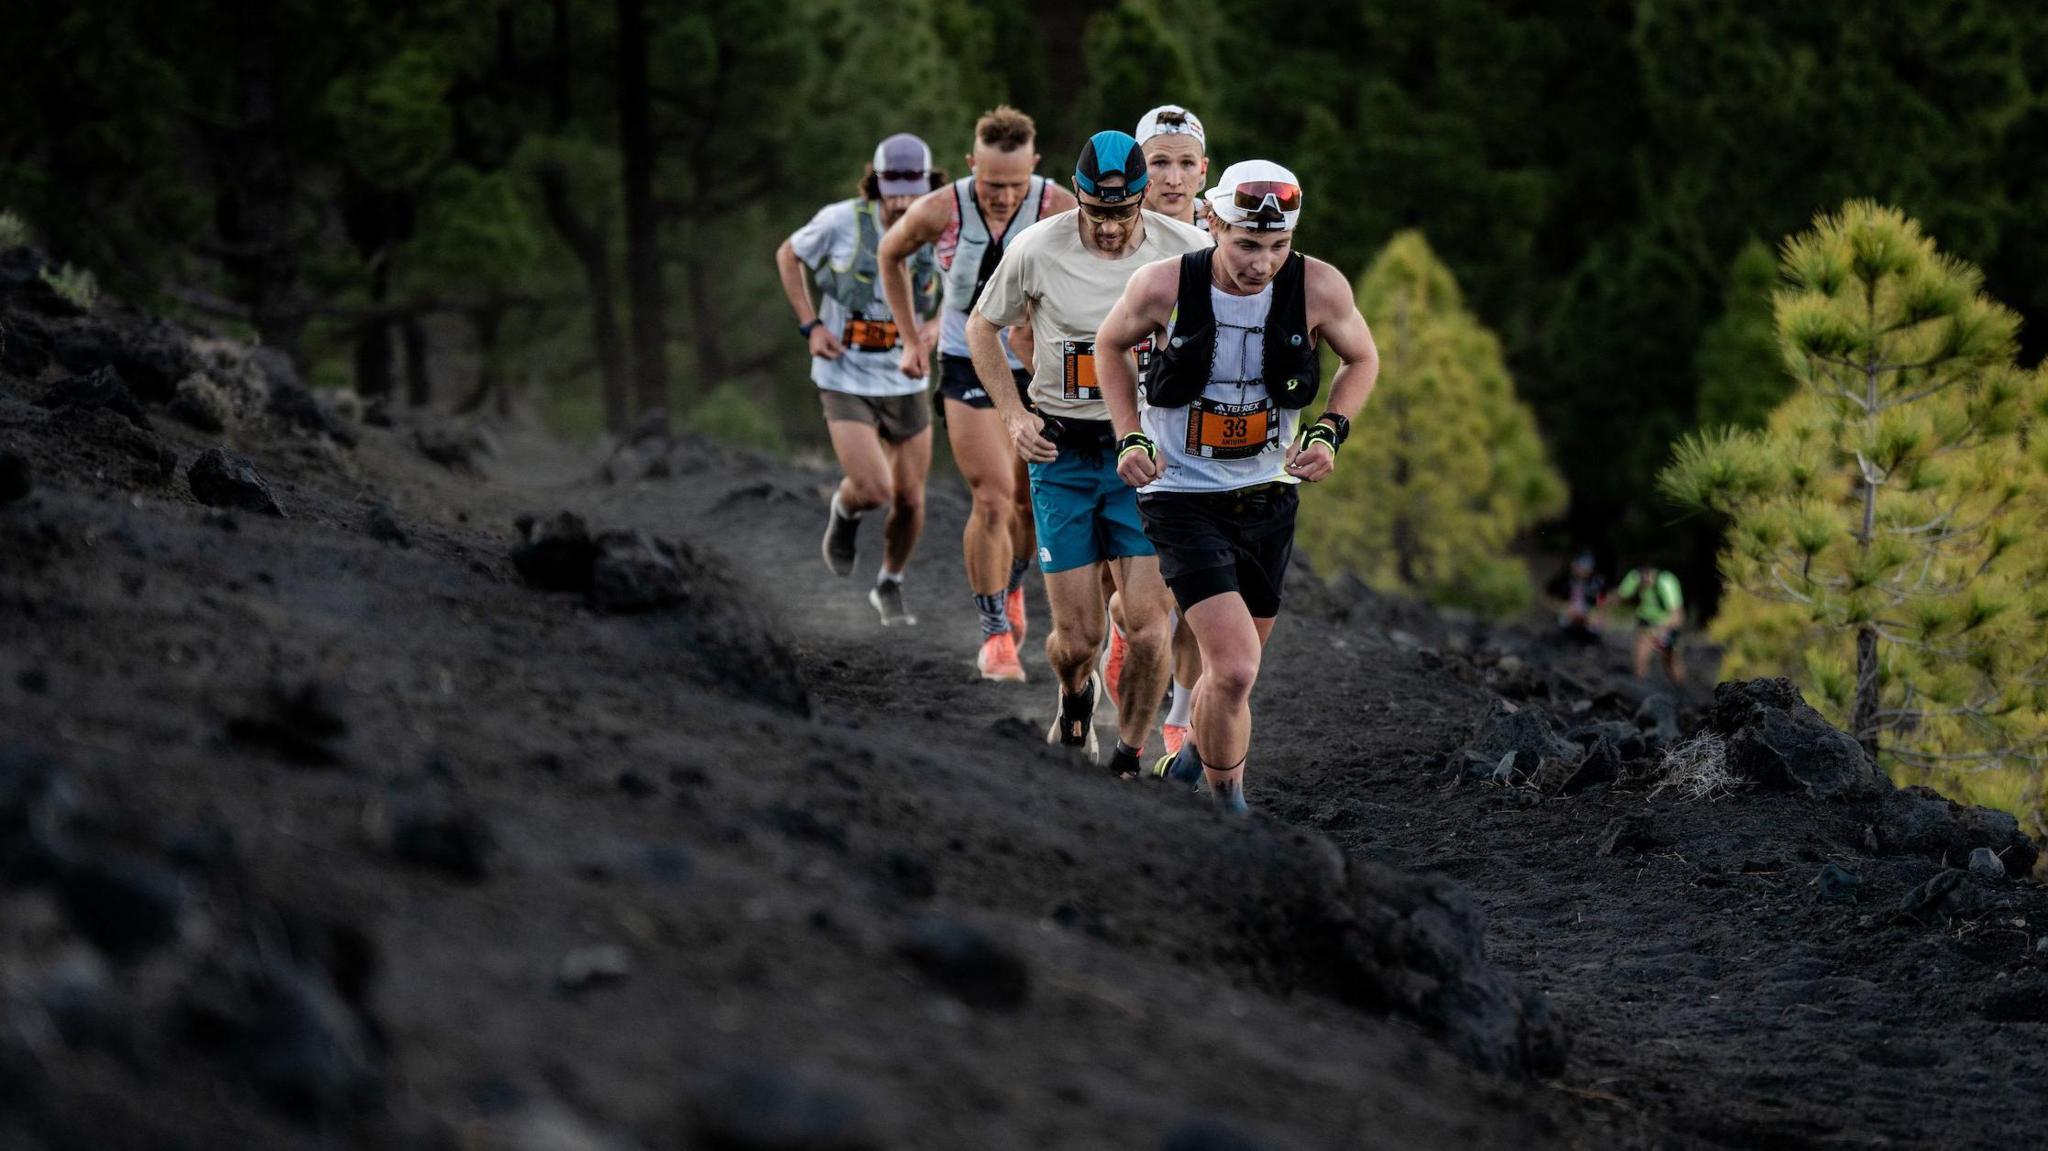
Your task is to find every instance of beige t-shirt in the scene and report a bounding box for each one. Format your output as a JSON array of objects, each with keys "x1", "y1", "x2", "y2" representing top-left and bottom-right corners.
[{"x1": 976, "y1": 209, "x2": 1211, "y2": 420}]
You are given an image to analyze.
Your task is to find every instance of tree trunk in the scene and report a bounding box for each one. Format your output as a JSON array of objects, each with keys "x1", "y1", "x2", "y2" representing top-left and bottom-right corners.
[
  {"x1": 542, "y1": 1, "x2": 627, "y2": 433},
  {"x1": 353, "y1": 318, "x2": 395, "y2": 398},
  {"x1": 402, "y1": 315, "x2": 431, "y2": 407},
  {"x1": 616, "y1": 0, "x2": 669, "y2": 428},
  {"x1": 682, "y1": 246, "x2": 729, "y2": 384},
  {"x1": 215, "y1": 9, "x2": 305, "y2": 359},
  {"x1": 457, "y1": 304, "x2": 505, "y2": 415},
  {"x1": 1853, "y1": 624, "x2": 1881, "y2": 758}
]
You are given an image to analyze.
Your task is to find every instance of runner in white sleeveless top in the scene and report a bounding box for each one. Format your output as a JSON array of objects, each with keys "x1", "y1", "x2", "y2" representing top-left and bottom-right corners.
[
  {"x1": 1094, "y1": 160, "x2": 1381, "y2": 814},
  {"x1": 880, "y1": 107, "x2": 1076, "y2": 682}
]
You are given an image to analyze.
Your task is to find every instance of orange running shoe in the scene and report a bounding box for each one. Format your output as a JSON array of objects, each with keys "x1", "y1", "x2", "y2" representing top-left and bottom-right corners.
[
  {"x1": 1102, "y1": 626, "x2": 1128, "y2": 709},
  {"x1": 977, "y1": 632, "x2": 1027, "y2": 682},
  {"x1": 1006, "y1": 587, "x2": 1028, "y2": 648},
  {"x1": 1161, "y1": 723, "x2": 1189, "y2": 757}
]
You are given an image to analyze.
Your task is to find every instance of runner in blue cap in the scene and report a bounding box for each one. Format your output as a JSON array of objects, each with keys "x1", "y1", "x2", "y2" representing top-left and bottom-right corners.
[{"x1": 965, "y1": 130, "x2": 1209, "y2": 776}]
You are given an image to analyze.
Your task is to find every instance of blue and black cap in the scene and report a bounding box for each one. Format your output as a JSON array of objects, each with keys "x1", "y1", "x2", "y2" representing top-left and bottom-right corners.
[{"x1": 1075, "y1": 130, "x2": 1148, "y2": 204}]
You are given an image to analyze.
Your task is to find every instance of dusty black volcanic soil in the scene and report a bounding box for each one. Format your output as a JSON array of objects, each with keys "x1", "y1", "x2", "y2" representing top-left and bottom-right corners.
[{"x1": 2, "y1": 256, "x2": 2045, "y2": 1150}]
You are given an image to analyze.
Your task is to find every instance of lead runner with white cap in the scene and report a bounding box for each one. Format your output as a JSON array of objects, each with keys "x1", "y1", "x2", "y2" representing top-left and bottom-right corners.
[{"x1": 1092, "y1": 160, "x2": 1381, "y2": 813}]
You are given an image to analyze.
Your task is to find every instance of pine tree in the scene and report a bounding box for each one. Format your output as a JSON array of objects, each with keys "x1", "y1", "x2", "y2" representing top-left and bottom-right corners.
[
  {"x1": 1298, "y1": 231, "x2": 1566, "y2": 616},
  {"x1": 1662, "y1": 202, "x2": 2048, "y2": 798},
  {"x1": 1695, "y1": 237, "x2": 1790, "y2": 429}
]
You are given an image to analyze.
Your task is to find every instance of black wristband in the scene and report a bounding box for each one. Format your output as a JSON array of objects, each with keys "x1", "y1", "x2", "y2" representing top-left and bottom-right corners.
[
  {"x1": 1117, "y1": 431, "x2": 1157, "y2": 464},
  {"x1": 799, "y1": 319, "x2": 822, "y2": 338},
  {"x1": 1314, "y1": 410, "x2": 1351, "y2": 446},
  {"x1": 1296, "y1": 422, "x2": 1340, "y2": 456}
]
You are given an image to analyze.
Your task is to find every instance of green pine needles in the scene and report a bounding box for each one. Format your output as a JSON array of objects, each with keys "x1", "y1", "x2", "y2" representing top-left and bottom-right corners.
[
  {"x1": 1299, "y1": 231, "x2": 1566, "y2": 617},
  {"x1": 1662, "y1": 201, "x2": 2048, "y2": 820}
]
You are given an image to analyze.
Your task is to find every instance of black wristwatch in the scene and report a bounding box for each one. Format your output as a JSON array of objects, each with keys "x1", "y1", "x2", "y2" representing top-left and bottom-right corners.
[
  {"x1": 798, "y1": 319, "x2": 823, "y2": 338},
  {"x1": 1315, "y1": 410, "x2": 1351, "y2": 446}
]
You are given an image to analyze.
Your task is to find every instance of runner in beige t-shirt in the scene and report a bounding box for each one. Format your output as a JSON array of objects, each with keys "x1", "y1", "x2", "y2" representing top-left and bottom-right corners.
[{"x1": 964, "y1": 129, "x2": 1208, "y2": 777}]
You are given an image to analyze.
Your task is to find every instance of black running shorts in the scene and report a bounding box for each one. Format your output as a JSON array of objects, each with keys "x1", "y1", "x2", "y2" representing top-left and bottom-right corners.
[
  {"x1": 938, "y1": 354, "x2": 1028, "y2": 411},
  {"x1": 1137, "y1": 482, "x2": 1299, "y2": 619}
]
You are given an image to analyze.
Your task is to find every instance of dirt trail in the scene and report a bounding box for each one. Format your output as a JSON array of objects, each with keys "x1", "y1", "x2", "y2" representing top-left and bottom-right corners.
[{"x1": 4, "y1": 282, "x2": 2045, "y2": 1148}]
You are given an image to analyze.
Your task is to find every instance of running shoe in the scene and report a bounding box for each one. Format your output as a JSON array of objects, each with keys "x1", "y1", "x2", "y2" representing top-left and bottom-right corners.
[
  {"x1": 869, "y1": 582, "x2": 917, "y2": 627},
  {"x1": 1161, "y1": 723, "x2": 1190, "y2": 757},
  {"x1": 1046, "y1": 677, "x2": 1100, "y2": 757},
  {"x1": 1006, "y1": 587, "x2": 1028, "y2": 648},
  {"x1": 977, "y1": 632, "x2": 1026, "y2": 682},
  {"x1": 1148, "y1": 740, "x2": 1203, "y2": 785},
  {"x1": 821, "y1": 499, "x2": 859, "y2": 577},
  {"x1": 1102, "y1": 626, "x2": 1128, "y2": 709}
]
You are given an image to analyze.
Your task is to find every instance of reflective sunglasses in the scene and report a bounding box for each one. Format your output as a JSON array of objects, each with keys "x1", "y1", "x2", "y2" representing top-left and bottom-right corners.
[{"x1": 1231, "y1": 180, "x2": 1303, "y2": 216}]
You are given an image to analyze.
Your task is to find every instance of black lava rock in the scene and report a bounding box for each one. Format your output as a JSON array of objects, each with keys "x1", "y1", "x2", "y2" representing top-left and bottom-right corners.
[
  {"x1": 1597, "y1": 815, "x2": 1662, "y2": 858},
  {"x1": 37, "y1": 365, "x2": 150, "y2": 428},
  {"x1": 0, "y1": 445, "x2": 30, "y2": 504},
  {"x1": 1633, "y1": 693, "x2": 1682, "y2": 747},
  {"x1": 229, "y1": 678, "x2": 350, "y2": 765},
  {"x1": 416, "y1": 426, "x2": 489, "y2": 472},
  {"x1": 897, "y1": 917, "x2": 1029, "y2": 1010},
  {"x1": 173, "y1": 959, "x2": 381, "y2": 1123},
  {"x1": 590, "y1": 530, "x2": 685, "y2": 612},
  {"x1": 188, "y1": 448, "x2": 286, "y2": 517},
  {"x1": 388, "y1": 799, "x2": 495, "y2": 882},
  {"x1": 1874, "y1": 786, "x2": 2039, "y2": 873},
  {"x1": 690, "y1": 1068, "x2": 878, "y2": 1151},
  {"x1": 511, "y1": 512, "x2": 598, "y2": 593},
  {"x1": 365, "y1": 503, "x2": 411, "y2": 546},
  {"x1": 50, "y1": 317, "x2": 198, "y2": 400},
  {"x1": 1706, "y1": 678, "x2": 1885, "y2": 797},
  {"x1": 1162, "y1": 1119, "x2": 1276, "y2": 1151},
  {"x1": 1463, "y1": 705, "x2": 1581, "y2": 780},
  {"x1": 1816, "y1": 862, "x2": 1862, "y2": 904},
  {"x1": 54, "y1": 854, "x2": 186, "y2": 962}
]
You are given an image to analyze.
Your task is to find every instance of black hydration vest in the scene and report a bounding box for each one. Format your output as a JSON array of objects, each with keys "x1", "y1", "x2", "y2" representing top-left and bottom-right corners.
[{"x1": 1144, "y1": 249, "x2": 1320, "y2": 410}]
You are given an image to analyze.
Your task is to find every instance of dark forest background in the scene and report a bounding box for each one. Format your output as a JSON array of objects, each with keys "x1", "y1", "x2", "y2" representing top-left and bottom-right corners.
[{"x1": 7, "y1": 0, "x2": 2048, "y2": 605}]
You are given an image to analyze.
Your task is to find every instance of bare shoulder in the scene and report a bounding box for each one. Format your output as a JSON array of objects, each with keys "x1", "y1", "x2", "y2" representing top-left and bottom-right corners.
[
  {"x1": 1302, "y1": 255, "x2": 1355, "y2": 305},
  {"x1": 891, "y1": 186, "x2": 955, "y2": 242}
]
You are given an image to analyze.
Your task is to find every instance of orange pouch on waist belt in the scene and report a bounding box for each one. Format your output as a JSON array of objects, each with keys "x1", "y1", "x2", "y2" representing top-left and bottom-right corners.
[
  {"x1": 843, "y1": 319, "x2": 900, "y2": 351},
  {"x1": 1184, "y1": 397, "x2": 1278, "y2": 460},
  {"x1": 1062, "y1": 337, "x2": 1154, "y2": 400}
]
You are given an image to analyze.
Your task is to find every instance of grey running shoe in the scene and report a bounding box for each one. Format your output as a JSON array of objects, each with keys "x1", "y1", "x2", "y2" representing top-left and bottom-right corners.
[
  {"x1": 822, "y1": 500, "x2": 859, "y2": 576},
  {"x1": 868, "y1": 582, "x2": 917, "y2": 627}
]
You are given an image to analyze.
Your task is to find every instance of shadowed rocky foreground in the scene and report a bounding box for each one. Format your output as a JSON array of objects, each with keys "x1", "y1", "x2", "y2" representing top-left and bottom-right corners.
[{"x1": 3, "y1": 246, "x2": 2044, "y2": 1149}]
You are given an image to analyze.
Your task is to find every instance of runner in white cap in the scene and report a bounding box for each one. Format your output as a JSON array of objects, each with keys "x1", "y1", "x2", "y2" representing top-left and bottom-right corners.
[
  {"x1": 1117, "y1": 104, "x2": 1215, "y2": 755},
  {"x1": 1134, "y1": 104, "x2": 1210, "y2": 229},
  {"x1": 775, "y1": 134, "x2": 944, "y2": 626},
  {"x1": 1093, "y1": 160, "x2": 1381, "y2": 813}
]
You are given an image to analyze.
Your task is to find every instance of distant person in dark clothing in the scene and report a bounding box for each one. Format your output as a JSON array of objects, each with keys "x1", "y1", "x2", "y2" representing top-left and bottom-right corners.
[{"x1": 1555, "y1": 551, "x2": 1605, "y2": 641}]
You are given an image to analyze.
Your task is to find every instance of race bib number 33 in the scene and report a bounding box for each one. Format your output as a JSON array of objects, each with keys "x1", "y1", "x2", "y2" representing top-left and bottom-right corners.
[{"x1": 1185, "y1": 397, "x2": 1278, "y2": 460}]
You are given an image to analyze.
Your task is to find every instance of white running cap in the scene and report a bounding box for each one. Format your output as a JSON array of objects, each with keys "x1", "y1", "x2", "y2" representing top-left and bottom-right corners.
[
  {"x1": 1134, "y1": 105, "x2": 1206, "y2": 147},
  {"x1": 1205, "y1": 159, "x2": 1303, "y2": 231}
]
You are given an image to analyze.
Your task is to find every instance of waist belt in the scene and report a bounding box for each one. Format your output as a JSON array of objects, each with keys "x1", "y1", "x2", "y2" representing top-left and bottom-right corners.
[
  {"x1": 843, "y1": 318, "x2": 900, "y2": 351},
  {"x1": 1040, "y1": 415, "x2": 1114, "y2": 466}
]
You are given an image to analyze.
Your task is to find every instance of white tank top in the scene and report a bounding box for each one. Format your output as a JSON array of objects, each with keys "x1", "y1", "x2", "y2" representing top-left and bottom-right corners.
[
  {"x1": 935, "y1": 175, "x2": 1046, "y2": 363},
  {"x1": 1139, "y1": 279, "x2": 1301, "y2": 494}
]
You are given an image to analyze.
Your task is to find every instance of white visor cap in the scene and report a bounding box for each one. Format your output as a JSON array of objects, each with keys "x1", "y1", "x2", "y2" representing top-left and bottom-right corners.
[
  {"x1": 1134, "y1": 105, "x2": 1206, "y2": 147},
  {"x1": 1205, "y1": 159, "x2": 1302, "y2": 231}
]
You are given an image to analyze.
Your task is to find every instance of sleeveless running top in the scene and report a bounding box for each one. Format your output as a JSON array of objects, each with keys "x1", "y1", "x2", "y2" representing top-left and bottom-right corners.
[
  {"x1": 1140, "y1": 278, "x2": 1303, "y2": 494},
  {"x1": 936, "y1": 174, "x2": 1050, "y2": 362}
]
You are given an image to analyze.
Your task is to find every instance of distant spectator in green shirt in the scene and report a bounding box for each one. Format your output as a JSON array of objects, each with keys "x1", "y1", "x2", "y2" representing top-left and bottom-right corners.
[{"x1": 1616, "y1": 566, "x2": 1686, "y2": 685}]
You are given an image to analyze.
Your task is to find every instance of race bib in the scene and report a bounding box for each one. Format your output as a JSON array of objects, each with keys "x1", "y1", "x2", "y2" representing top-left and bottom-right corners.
[
  {"x1": 1184, "y1": 396, "x2": 1278, "y2": 460},
  {"x1": 843, "y1": 319, "x2": 900, "y2": 351},
  {"x1": 1062, "y1": 337, "x2": 1153, "y2": 400}
]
